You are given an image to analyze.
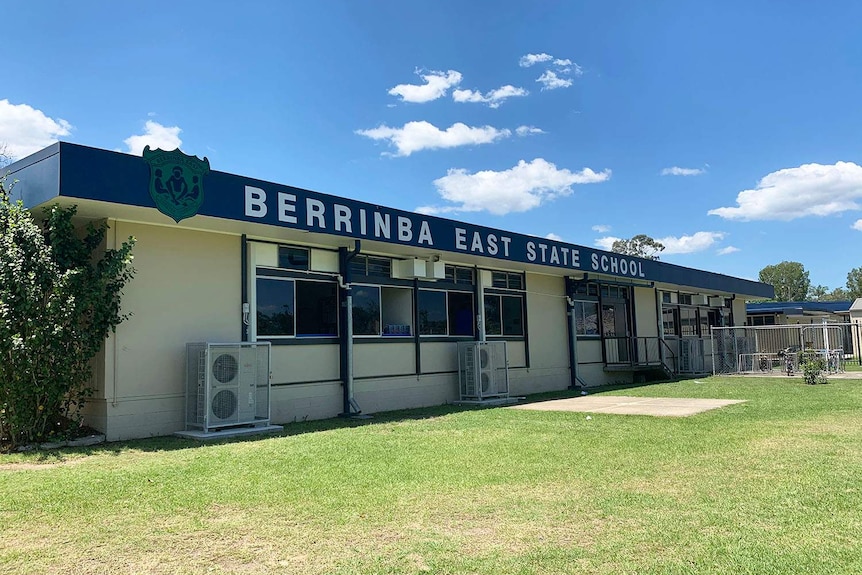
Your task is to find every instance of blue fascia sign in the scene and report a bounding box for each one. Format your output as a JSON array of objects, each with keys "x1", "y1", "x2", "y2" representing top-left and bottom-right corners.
[{"x1": 8, "y1": 143, "x2": 774, "y2": 298}]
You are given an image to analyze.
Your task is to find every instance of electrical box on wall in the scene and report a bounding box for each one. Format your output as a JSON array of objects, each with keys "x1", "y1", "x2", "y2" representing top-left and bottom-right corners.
[
  {"x1": 392, "y1": 258, "x2": 427, "y2": 279},
  {"x1": 426, "y1": 260, "x2": 445, "y2": 279}
]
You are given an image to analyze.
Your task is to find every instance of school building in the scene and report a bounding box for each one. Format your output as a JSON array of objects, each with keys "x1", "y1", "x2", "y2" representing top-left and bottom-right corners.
[{"x1": 6, "y1": 143, "x2": 774, "y2": 440}]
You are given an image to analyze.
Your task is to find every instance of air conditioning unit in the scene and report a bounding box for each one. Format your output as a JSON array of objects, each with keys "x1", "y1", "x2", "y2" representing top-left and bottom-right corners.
[
  {"x1": 691, "y1": 294, "x2": 709, "y2": 306},
  {"x1": 457, "y1": 341, "x2": 509, "y2": 401},
  {"x1": 186, "y1": 342, "x2": 271, "y2": 432}
]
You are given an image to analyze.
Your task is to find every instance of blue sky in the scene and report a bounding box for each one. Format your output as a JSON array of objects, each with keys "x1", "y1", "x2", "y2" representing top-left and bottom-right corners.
[{"x1": 3, "y1": 1, "x2": 862, "y2": 290}]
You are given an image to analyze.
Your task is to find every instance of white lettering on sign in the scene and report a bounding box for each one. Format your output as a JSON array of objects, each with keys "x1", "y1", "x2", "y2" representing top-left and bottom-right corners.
[
  {"x1": 455, "y1": 228, "x2": 467, "y2": 251},
  {"x1": 398, "y1": 216, "x2": 412, "y2": 242},
  {"x1": 334, "y1": 204, "x2": 352, "y2": 232},
  {"x1": 306, "y1": 198, "x2": 326, "y2": 229},
  {"x1": 418, "y1": 221, "x2": 433, "y2": 245},
  {"x1": 277, "y1": 192, "x2": 296, "y2": 223},
  {"x1": 374, "y1": 212, "x2": 390, "y2": 239},
  {"x1": 245, "y1": 186, "x2": 267, "y2": 218},
  {"x1": 590, "y1": 253, "x2": 645, "y2": 277}
]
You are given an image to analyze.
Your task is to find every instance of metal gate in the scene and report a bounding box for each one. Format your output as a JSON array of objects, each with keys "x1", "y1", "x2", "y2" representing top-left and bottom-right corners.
[{"x1": 711, "y1": 321, "x2": 862, "y2": 375}]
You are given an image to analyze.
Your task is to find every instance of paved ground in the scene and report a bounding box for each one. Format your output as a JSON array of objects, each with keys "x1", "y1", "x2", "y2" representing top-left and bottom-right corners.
[{"x1": 510, "y1": 395, "x2": 746, "y2": 417}]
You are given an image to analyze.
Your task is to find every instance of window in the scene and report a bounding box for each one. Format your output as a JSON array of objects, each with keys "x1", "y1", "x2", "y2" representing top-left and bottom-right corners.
[
  {"x1": 418, "y1": 290, "x2": 447, "y2": 335},
  {"x1": 256, "y1": 277, "x2": 295, "y2": 336},
  {"x1": 417, "y1": 290, "x2": 475, "y2": 336},
  {"x1": 352, "y1": 286, "x2": 381, "y2": 335},
  {"x1": 295, "y1": 281, "x2": 338, "y2": 336},
  {"x1": 445, "y1": 265, "x2": 475, "y2": 285},
  {"x1": 448, "y1": 292, "x2": 474, "y2": 336},
  {"x1": 484, "y1": 294, "x2": 524, "y2": 336},
  {"x1": 662, "y1": 307, "x2": 679, "y2": 336},
  {"x1": 349, "y1": 255, "x2": 391, "y2": 278},
  {"x1": 491, "y1": 271, "x2": 524, "y2": 290},
  {"x1": 278, "y1": 246, "x2": 309, "y2": 270},
  {"x1": 751, "y1": 315, "x2": 776, "y2": 326},
  {"x1": 256, "y1": 276, "x2": 338, "y2": 338},
  {"x1": 679, "y1": 307, "x2": 698, "y2": 337},
  {"x1": 351, "y1": 285, "x2": 413, "y2": 336},
  {"x1": 573, "y1": 301, "x2": 599, "y2": 335}
]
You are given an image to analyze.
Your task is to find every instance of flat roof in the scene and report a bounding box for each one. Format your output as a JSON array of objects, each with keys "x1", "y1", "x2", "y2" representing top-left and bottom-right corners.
[
  {"x1": 746, "y1": 301, "x2": 852, "y2": 315},
  {"x1": 5, "y1": 142, "x2": 774, "y2": 299}
]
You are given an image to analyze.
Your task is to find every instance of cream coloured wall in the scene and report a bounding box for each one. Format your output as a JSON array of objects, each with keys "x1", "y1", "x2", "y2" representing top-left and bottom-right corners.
[
  {"x1": 96, "y1": 222, "x2": 242, "y2": 440},
  {"x1": 270, "y1": 344, "x2": 340, "y2": 384},
  {"x1": 634, "y1": 286, "x2": 658, "y2": 337}
]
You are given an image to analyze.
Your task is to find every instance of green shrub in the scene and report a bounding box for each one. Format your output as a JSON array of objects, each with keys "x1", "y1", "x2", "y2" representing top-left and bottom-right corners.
[
  {"x1": 801, "y1": 356, "x2": 828, "y2": 385},
  {"x1": 0, "y1": 179, "x2": 135, "y2": 449}
]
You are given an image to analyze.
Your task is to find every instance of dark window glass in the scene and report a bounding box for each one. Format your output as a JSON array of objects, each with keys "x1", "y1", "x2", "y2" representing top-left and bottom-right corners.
[
  {"x1": 699, "y1": 311, "x2": 709, "y2": 336},
  {"x1": 507, "y1": 274, "x2": 523, "y2": 290},
  {"x1": 256, "y1": 278, "x2": 295, "y2": 336},
  {"x1": 680, "y1": 307, "x2": 697, "y2": 337},
  {"x1": 366, "y1": 257, "x2": 391, "y2": 277},
  {"x1": 417, "y1": 290, "x2": 447, "y2": 335},
  {"x1": 296, "y1": 281, "x2": 338, "y2": 336},
  {"x1": 455, "y1": 267, "x2": 474, "y2": 285},
  {"x1": 348, "y1": 256, "x2": 367, "y2": 278},
  {"x1": 445, "y1": 266, "x2": 455, "y2": 282},
  {"x1": 662, "y1": 307, "x2": 679, "y2": 336},
  {"x1": 278, "y1": 246, "x2": 309, "y2": 270},
  {"x1": 679, "y1": 294, "x2": 693, "y2": 306},
  {"x1": 352, "y1": 286, "x2": 381, "y2": 335},
  {"x1": 448, "y1": 292, "x2": 474, "y2": 336},
  {"x1": 484, "y1": 295, "x2": 502, "y2": 335},
  {"x1": 575, "y1": 301, "x2": 599, "y2": 335},
  {"x1": 662, "y1": 292, "x2": 672, "y2": 304},
  {"x1": 501, "y1": 295, "x2": 524, "y2": 335},
  {"x1": 491, "y1": 272, "x2": 508, "y2": 288}
]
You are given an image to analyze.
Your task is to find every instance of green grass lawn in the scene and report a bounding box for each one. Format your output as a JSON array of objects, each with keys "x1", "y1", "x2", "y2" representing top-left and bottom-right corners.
[{"x1": 2, "y1": 376, "x2": 861, "y2": 574}]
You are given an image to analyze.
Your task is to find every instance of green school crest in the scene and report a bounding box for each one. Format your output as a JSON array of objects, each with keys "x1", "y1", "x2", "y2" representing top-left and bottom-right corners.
[{"x1": 143, "y1": 146, "x2": 210, "y2": 223}]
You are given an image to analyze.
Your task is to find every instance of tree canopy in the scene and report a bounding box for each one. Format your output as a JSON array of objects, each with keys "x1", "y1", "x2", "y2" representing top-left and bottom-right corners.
[
  {"x1": 611, "y1": 234, "x2": 665, "y2": 260},
  {"x1": 758, "y1": 261, "x2": 810, "y2": 302}
]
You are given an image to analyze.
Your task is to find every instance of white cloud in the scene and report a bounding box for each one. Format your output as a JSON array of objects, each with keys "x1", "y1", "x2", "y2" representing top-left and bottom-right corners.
[
  {"x1": 536, "y1": 70, "x2": 573, "y2": 90},
  {"x1": 545, "y1": 233, "x2": 564, "y2": 241},
  {"x1": 657, "y1": 232, "x2": 725, "y2": 254},
  {"x1": 123, "y1": 120, "x2": 182, "y2": 155},
  {"x1": 452, "y1": 85, "x2": 528, "y2": 108},
  {"x1": 515, "y1": 125, "x2": 545, "y2": 137},
  {"x1": 709, "y1": 161, "x2": 862, "y2": 221},
  {"x1": 388, "y1": 69, "x2": 462, "y2": 103},
  {"x1": 519, "y1": 53, "x2": 553, "y2": 67},
  {"x1": 592, "y1": 224, "x2": 611, "y2": 233},
  {"x1": 852, "y1": 220, "x2": 862, "y2": 231},
  {"x1": 553, "y1": 58, "x2": 572, "y2": 67},
  {"x1": 717, "y1": 246, "x2": 740, "y2": 255},
  {"x1": 595, "y1": 236, "x2": 621, "y2": 251},
  {"x1": 0, "y1": 99, "x2": 72, "y2": 160},
  {"x1": 661, "y1": 166, "x2": 706, "y2": 176},
  {"x1": 356, "y1": 121, "x2": 510, "y2": 157},
  {"x1": 417, "y1": 158, "x2": 610, "y2": 216}
]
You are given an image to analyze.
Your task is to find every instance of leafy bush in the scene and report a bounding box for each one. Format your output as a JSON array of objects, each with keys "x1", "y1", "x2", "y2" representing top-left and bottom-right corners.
[
  {"x1": 0, "y1": 179, "x2": 135, "y2": 449},
  {"x1": 801, "y1": 356, "x2": 828, "y2": 385}
]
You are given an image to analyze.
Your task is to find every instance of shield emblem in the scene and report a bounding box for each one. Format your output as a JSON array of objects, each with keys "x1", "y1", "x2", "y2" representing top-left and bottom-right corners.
[{"x1": 143, "y1": 146, "x2": 210, "y2": 223}]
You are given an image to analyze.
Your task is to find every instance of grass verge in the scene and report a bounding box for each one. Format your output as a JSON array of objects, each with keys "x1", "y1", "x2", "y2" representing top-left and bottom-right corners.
[{"x1": 2, "y1": 376, "x2": 861, "y2": 574}]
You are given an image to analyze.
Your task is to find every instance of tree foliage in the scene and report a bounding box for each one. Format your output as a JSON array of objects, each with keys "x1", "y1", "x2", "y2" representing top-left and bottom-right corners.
[
  {"x1": 611, "y1": 234, "x2": 665, "y2": 260},
  {"x1": 758, "y1": 261, "x2": 810, "y2": 302},
  {"x1": 0, "y1": 179, "x2": 135, "y2": 449},
  {"x1": 846, "y1": 267, "x2": 862, "y2": 300}
]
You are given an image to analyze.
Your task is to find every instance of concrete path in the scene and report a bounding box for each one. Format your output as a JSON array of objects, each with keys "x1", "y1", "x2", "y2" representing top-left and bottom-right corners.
[{"x1": 510, "y1": 395, "x2": 745, "y2": 417}]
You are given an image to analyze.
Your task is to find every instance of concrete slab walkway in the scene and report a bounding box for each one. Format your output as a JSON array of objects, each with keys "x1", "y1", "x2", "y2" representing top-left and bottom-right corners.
[{"x1": 510, "y1": 395, "x2": 745, "y2": 417}]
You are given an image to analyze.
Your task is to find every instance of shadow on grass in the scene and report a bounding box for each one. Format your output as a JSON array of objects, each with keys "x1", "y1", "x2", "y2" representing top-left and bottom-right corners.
[{"x1": 4, "y1": 379, "x2": 681, "y2": 463}]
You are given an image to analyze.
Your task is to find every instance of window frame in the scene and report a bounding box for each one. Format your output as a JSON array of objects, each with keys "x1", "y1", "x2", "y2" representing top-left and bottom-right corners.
[{"x1": 254, "y1": 272, "x2": 340, "y2": 340}]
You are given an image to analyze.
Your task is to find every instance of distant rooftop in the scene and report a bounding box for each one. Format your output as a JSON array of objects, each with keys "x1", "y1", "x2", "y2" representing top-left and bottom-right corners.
[{"x1": 746, "y1": 301, "x2": 852, "y2": 315}]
